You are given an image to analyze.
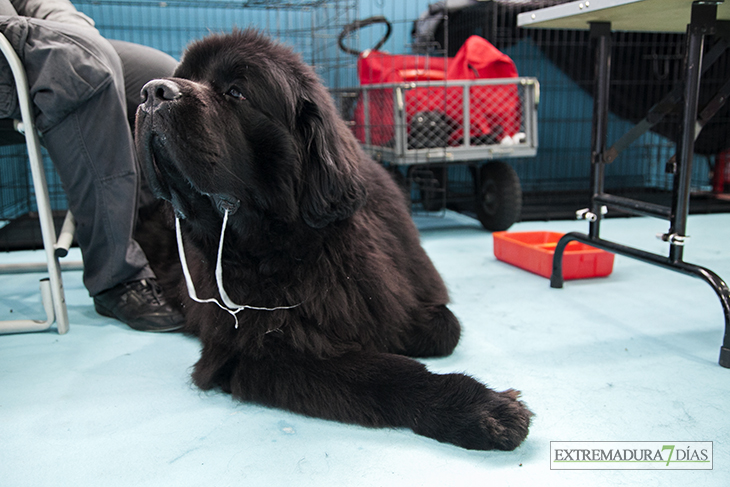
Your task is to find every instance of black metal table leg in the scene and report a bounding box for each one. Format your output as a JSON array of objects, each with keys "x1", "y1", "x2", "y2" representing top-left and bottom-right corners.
[
  {"x1": 669, "y1": 2, "x2": 712, "y2": 264},
  {"x1": 588, "y1": 21, "x2": 612, "y2": 240}
]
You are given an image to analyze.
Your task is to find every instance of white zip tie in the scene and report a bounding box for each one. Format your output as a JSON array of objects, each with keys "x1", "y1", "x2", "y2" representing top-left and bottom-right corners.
[{"x1": 175, "y1": 209, "x2": 300, "y2": 328}]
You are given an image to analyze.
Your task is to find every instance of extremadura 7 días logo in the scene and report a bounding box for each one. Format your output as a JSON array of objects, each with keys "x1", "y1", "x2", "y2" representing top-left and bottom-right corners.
[{"x1": 550, "y1": 441, "x2": 713, "y2": 470}]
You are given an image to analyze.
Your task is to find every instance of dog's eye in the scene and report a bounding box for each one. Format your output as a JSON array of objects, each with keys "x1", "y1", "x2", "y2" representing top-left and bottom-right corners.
[{"x1": 225, "y1": 87, "x2": 246, "y2": 100}]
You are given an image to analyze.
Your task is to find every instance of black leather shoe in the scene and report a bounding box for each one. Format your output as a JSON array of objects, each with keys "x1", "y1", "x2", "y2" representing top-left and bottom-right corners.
[{"x1": 94, "y1": 278, "x2": 185, "y2": 332}]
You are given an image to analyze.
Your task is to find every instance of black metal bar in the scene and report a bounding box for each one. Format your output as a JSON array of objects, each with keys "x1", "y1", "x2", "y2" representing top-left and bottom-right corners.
[
  {"x1": 589, "y1": 22, "x2": 611, "y2": 239},
  {"x1": 697, "y1": 77, "x2": 730, "y2": 132},
  {"x1": 660, "y1": 75, "x2": 730, "y2": 172},
  {"x1": 550, "y1": 232, "x2": 730, "y2": 368},
  {"x1": 669, "y1": 3, "x2": 715, "y2": 264},
  {"x1": 593, "y1": 194, "x2": 672, "y2": 220}
]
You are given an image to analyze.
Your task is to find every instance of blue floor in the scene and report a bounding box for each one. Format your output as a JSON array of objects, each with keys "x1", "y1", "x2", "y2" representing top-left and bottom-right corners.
[{"x1": 1, "y1": 212, "x2": 728, "y2": 486}]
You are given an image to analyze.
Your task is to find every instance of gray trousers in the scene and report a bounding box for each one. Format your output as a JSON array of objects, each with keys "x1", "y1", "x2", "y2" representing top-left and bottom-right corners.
[{"x1": 0, "y1": 16, "x2": 178, "y2": 296}]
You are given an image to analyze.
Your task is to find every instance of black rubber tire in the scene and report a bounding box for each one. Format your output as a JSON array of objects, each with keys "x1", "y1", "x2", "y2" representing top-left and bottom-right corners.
[{"x1": 475, "y1": 161, "x2": 522, "y2": 231}]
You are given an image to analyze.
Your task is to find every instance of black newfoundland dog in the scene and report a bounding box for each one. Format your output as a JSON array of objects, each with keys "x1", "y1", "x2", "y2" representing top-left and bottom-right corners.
[{"x1": 134, "y1": 29, "x2": 531, "y2": 451}]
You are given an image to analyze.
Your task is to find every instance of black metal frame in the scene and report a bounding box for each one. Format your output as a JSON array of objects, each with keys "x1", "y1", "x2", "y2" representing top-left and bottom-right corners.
[{"x1": 550, "y1": 2, "x2": 730, "y2": 369}]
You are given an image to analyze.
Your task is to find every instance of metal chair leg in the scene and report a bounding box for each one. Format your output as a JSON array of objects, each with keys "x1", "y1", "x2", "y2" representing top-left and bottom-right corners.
[{"x1": 0, "y1": 32, "x2": 73, "y2": 335}]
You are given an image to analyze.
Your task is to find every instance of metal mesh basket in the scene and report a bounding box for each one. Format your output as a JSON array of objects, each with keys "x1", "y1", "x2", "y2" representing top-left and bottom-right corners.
[{"x1": 334, "y1": 77, "x2": 538, "y2": 165}]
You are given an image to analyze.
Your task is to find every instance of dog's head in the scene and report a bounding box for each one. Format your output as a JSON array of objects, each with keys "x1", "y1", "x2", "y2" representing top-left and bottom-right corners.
[{"x1": 135, "y1": 29, "x2": 366, "y2": 230}]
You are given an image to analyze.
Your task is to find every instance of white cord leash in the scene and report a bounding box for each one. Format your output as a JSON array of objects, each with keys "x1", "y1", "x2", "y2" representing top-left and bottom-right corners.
[{"x1": 175, "y1": 209, "x2": 300, "y2": 328}]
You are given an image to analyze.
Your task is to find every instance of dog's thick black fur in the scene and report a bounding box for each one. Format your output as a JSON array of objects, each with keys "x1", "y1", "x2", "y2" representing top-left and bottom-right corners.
[{"x1": 134, "y1": 29, "x2": 531, "y2": 451}]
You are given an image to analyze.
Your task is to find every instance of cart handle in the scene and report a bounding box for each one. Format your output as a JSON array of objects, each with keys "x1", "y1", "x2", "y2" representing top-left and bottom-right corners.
[{"x1": 338, "y1": 16, "x2": 392, "y2": 56}]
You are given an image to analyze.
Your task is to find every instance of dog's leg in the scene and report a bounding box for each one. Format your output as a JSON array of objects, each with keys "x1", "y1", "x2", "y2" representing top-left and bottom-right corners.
[
  {"x1": 397, "y1": 304, "x2": 461, "y2": 358},
  {"x1": 194, "y1": 349, "x2": 531, "y2": 451}
]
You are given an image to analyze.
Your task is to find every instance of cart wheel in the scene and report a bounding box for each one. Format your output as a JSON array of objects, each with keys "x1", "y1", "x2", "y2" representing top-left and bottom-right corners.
[{"x1": 476, "y1": 161, "x2": 522, "y2": 231}]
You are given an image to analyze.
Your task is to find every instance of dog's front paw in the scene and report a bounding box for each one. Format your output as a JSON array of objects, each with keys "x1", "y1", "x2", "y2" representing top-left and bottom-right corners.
[
  {"x1": 473, "y1": 388, "x2": 532, "y2": 451},
  {"x1": 413, "y1": 375, "x2": 532, "y2": 451}
]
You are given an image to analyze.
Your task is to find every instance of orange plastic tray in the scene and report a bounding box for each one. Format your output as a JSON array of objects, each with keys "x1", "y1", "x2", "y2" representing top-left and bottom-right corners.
[{"x1": 493, "y1": 231, "x2": 614, "y2": 280}]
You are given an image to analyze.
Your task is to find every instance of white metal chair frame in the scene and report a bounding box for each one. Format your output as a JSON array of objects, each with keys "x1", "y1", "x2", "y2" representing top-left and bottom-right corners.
[{"x1": 0, "y1": 31, "x2": 76, "y2": 334}]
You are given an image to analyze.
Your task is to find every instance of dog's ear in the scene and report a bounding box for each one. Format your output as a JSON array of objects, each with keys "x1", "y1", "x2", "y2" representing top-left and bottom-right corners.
[{"x1": 297, "y1": 93, "x2": 367, "y2": 228}]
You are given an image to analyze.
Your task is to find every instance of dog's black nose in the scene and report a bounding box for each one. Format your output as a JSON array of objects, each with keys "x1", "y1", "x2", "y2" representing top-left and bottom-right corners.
[{"x1": 140, "y1": 79, "x2": 182, "y2": 110}]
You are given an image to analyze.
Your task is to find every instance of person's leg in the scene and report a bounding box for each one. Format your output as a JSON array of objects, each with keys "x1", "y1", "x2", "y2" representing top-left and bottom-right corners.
[
  {"x1": 42, "y1": 74, "x2": 184, "y2": 331},
  {"x1": 41, "y1": 33, "x2": 154, "y2": 296},
  {"x1": 42, "y1": 80, "x2": 154, "y2": 293},
  {"x1": 43, "y1": 38, "x2": 185, "y2": 331}
]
